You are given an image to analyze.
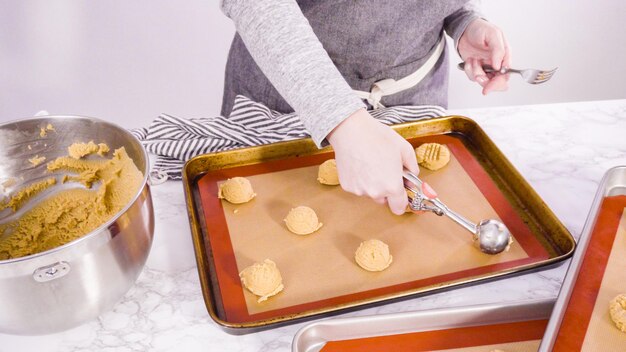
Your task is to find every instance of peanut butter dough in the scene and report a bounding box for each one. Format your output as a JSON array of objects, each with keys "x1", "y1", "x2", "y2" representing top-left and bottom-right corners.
[
  {"x1": 0, "y1": 144, "x2": 143, "y2": 260},
  {"x1": 2, "y1": 178, "x2": 17, "y2": 189},
  {"x1": 28, "y1": 155, "x2": 46, "y2": 167},
  {"x1": 68, "y1": 141, "x2": 110, "y2": 159},
  {"x1": 317, "y1": 159, "x2": 340, "y2": 186},
  {"x1": 0, "y1": 178, "x2": 56, "y2": 212},
  {"x1": 610, "y1": 293, "x2": 626, "y2": 332},
  {"x1": 239, "y1": 259, "x2": 284, "y2": 303},
  {"x1": 355, "y1": 239, "x2": 393, "y2": 272},
  {"x1": 218, "y1": 177, "x2": 256, "y2": 204},
  {"x1": 415, "y1": 143, "x2": 450, "y2": 171},
  {"x1": 284, "y1": 206, "x2": 323, "y2": 235},
  {"x1": 39, "y1": 123, "x2": 55, "y2": 138}
]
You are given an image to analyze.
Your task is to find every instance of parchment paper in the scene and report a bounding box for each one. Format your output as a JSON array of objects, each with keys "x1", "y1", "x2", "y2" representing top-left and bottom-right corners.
[
  {"x1": 219, "y1": 152, "x2": 531, "y2": 315},
  {"x1": 581, "y1": 209, "x2": 626, "y2": 351}
]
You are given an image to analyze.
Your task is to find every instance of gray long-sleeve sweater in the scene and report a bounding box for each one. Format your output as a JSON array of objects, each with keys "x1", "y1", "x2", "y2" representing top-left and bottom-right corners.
[{"x1": 221, "y1": 1, "x2": 481, "y2": 147}]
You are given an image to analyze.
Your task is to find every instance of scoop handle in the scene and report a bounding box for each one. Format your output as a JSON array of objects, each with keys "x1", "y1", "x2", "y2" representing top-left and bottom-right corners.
[
  {"x1": 403, "y1": 170, "x2": 478, "y2": 234},
  {"x1": 429, "y1": 197, "x2": 478, "y2": 235}
]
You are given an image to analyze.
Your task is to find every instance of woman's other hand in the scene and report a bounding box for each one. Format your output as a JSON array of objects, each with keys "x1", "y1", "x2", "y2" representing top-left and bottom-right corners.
[{"x1": 458, "y1": 18, "x2": 512, "y2": 95}]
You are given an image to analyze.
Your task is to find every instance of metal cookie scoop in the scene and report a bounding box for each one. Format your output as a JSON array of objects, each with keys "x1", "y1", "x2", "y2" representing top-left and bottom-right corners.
[{"x1": 403, "y1": 171, "x2": 512, "y2": 255}]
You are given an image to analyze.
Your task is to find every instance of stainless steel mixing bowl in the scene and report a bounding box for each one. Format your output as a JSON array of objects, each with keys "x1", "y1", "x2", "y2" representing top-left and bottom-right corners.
[{"x1": 0, "y1": 116, "x2": 154, "y2": 335}]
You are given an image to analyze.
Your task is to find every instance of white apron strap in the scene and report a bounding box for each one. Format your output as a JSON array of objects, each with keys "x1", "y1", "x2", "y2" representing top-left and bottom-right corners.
[{"x1": 354, "y1": 34, "x2": 446, "y2": 109}]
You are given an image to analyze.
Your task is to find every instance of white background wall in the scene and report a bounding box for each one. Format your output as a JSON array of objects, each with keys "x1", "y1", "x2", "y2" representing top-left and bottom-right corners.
[{"x1": 1, "y1": 1, "x2": 625, "y2": 128}]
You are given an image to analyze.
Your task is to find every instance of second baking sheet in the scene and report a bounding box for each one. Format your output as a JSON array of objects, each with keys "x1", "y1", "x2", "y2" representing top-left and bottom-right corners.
[
  {"x1": 292, "y1": 298, "x2": 554, "y2": 352},
  {"x1": 319, "y1": 319, "x2": 545, "y2": 352},
  {"x1": 552, "y1": 195, "x2": 626, "y2": 351}
]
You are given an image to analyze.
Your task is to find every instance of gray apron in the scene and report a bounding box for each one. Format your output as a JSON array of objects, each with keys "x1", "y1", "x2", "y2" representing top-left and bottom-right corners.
[{"x1": 222, "y1": 0, "x2": 471, "y2": 116}]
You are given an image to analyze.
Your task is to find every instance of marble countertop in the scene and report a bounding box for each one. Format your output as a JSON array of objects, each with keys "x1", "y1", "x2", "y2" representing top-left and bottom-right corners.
[{"x1": 2, "y1": 99, "x2": 626, "y2": 351}]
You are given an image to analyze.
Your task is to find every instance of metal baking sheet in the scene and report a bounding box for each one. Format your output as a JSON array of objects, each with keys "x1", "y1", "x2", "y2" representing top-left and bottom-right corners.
[
  {"x1": 540, "y1": 166, "x2": 626, "y2": 351},
  {"x1": 182, "y1": 116, "x2": 575, "y2": 333},
  {"x1": 292, "y1": 298, "x2": 554, "y2": 352}
]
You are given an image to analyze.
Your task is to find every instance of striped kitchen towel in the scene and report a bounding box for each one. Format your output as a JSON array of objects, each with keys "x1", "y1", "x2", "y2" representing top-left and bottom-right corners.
[{"x1": 132, "y1": 95, "x2": 446, "y2": 182}]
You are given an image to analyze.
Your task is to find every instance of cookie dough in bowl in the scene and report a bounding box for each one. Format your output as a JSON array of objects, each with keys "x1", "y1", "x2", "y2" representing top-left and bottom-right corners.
[
  {"x1": 0, "y1": 116, "x2": 154, "y2": 335},
  {"x1": 67, "y1": 140, "x2": 110, "y2": 159},
  {"x1": 0, "y1": 145, "x2": 143, "y2": 260}
]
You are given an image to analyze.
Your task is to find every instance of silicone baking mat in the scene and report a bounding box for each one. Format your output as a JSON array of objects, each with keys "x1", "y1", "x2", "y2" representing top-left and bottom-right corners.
[
  {"x1": 196, "y1": 135, "x2": 550, "y2": 323},
  {"x1": 320, "y1": 319, "x2": 547, "y2": 352},
  {"x1": 553, "y1": 195, "x2": 626, "y2": 351}
]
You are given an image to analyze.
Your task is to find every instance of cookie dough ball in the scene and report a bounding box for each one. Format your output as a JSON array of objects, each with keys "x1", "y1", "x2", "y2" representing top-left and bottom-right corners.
[
  {"x1": 239, "y1": 259, "x2": 284, "y2": 303},
  {"x1": 415, "y1": 143, "x2": 450, "y2": 171},
  {"x1": 610, "y1": 293, "x2": 626, "y2": 332},
  {"x1": 284, "y1": 206, "x2": 323, "y2": 235},
  {"x1": 317, "y1": 159, "x2": 340, "y2": 185},
  {"x1": 218, "y1": 177, "x2": 256, "y2": 204},
  {"x1": 355, "y1": 239, "x2": 393, "y2": 272}
]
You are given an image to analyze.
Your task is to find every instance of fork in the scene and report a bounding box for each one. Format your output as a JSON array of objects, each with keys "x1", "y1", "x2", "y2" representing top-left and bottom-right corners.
[{"x1": 457, "y1": 62, "x2": 557, "y2": 84}]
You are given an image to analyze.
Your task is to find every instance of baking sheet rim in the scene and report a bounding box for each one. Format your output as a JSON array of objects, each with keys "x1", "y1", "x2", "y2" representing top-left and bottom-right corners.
[
  {"x1": 182, "y1": 116, "x2": 575, "y2": 332},
  {"x1": 292, "y1": 297, "x2": 555, "y2": 352}
]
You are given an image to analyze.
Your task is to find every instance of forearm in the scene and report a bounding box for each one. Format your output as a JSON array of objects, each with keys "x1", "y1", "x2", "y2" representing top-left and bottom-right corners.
[
  {"x1": 221, "y1": 0, "x2": 365, "y2": 147},
  {"x1": 444, "y1": 0, "x2": 484, "y2": 52}
]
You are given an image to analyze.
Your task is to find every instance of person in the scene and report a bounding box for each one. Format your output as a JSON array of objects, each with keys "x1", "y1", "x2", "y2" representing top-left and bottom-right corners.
[{"x1": 220, "y1": 1, "x2": 511, "y2": 215}]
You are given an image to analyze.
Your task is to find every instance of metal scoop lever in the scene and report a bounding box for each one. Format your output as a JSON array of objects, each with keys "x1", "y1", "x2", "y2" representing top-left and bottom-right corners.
[{"x1": 403, "y1": 171, "x2": 512, "y2": 255}]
